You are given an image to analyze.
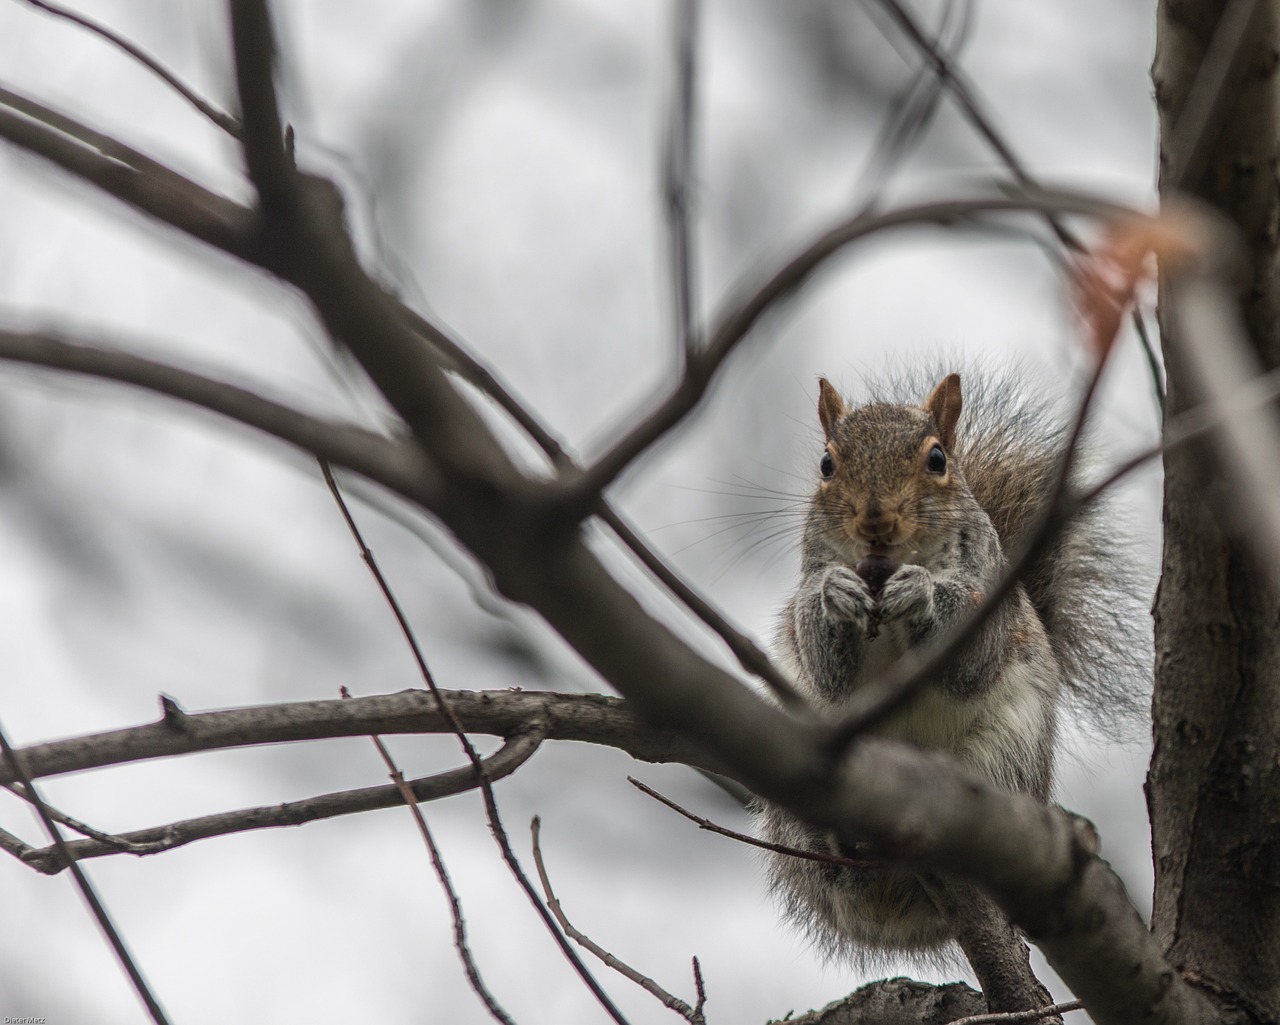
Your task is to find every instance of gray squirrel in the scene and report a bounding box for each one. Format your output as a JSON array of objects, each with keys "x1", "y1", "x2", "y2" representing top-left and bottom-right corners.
[{"x1": 756, "y1": 368, "x2": 1147, "y2": 959}]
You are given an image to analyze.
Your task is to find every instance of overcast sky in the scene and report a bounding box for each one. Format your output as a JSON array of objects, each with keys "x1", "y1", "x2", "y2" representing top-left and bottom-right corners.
[{"x1": 0, "y1": 1, "x2": 1160, "y2": 1021}]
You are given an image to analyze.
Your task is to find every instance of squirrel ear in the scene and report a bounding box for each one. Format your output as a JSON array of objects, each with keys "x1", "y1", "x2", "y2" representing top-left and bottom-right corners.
[
  {"x1": 922, "y1": 373, "x2": 962, "y2": 449},
  {"x1": 817, "y1": 378, "x2": 846, "y2": 440}
]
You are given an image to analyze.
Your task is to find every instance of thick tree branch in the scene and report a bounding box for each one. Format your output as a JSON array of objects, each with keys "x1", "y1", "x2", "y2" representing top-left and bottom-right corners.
[
  {"x1": 428, "y1": 526, "x2": 1206, "y2": 1025},
  {"x1": 0, "y1": 80, "x2": 806, "y2": 710},
  {"x1": 228, "y1": 2, "x2": 519, "y2": 491},
  {"x1": 921, "y1": 876, "x2": 1058, "y2": 1021},
  {"x1": 777, "y1": 978, "x2": 987, "y2": 1025},
  {"x1": 227, "y1": 0, "x2": 293, "y2": 211}
]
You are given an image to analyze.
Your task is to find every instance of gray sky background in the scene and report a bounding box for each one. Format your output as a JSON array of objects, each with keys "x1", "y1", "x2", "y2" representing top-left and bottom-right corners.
[{"x1": 0, "y1": 1, "x2": 1160, "y2": 1021}]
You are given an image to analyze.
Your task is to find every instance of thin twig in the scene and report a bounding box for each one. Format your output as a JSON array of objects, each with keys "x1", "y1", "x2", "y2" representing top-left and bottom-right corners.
[
  {"x1": 601, "y1": 505, "x2": 807, "y2": 709},
  {"x1": 0, "y1": 824, "x2": 33, "y2": 860},
  {"x1": 14, "y1": 732, "x2": 543, "y2": 875},
  {"x1": 1131, "y1": 310, "x2": 1167, "y2": 423},
  {"x1": 869, "y1": 0, "x2": 1070, "y2": 245},
  {"x1": 1, "y1": 782, "x2": 160, "y2": 853},
  {"x1": 0, "y1": 719, "x2": 172, "y2": 1024},
  {"x1": 691, "y1": 958, "x2": 706, "y2": 1021},
  {"x1": 854, "y1": 0, "x2": 972, "y2": 207},
  {"x1": 15, "y1": 0, "x2": 240, "y2": 136},
  {"x1": 531, "y1": 816, "x2": 704, "y2": 1024},
  {"x1": 320, "y1": 463, "x2": 633, "y2": 1025},
  {"x1": 627, "y1": 777, "x2": 876, "y2": 868},
  {"x1": 354, "y1": 694, "x2": 517, "y2": 1025},
  {"x1": 950, "y1": 999, "x2": 1085, "y2": 1024},
  {"x1": 665, "y1": 0, "x2": 699, "y2": 362}
]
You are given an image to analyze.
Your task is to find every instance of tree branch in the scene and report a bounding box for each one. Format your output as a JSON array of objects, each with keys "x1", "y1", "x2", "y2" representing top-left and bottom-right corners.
[
  {"x1": 0, "y1": 86, "x2": 258, "y2": 260},
  {"x1": 2, "y1": 690, "x2": 724, "y2": 785},
  {"x1": 365, "y1": 729, "x2": 522, "y2": 1025},
  {"x1": 0, "y1": 328, "x2": 440, "y2": 504},
  {"x1": 11, "y1": 730, "x2": 543, "y2": 875},
  {"x1": 561, "y1": 189, "x2": 1135, "y2": 504},
  {"x1": 15, "y1": 0, "x2": 240, "y2": 136},
  {"x1": 532, "y1": 816, "x2": 702, "y2": 1024},
  {"x1": 0, "y1": 717, "x2": 172, "y2": 1023}
]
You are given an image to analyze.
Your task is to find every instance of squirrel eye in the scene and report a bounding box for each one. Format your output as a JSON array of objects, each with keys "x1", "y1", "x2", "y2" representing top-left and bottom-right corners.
[
  {"x1": 925, "y1": 444, "x2": 947, "y2": 475},
  {"x1": 819, "y1": 450, "x2": 835, "y2": 479}
]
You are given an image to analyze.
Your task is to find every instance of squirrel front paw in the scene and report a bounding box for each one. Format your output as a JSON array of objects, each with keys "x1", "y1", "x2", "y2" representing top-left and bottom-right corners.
[
  {"x1": 878, "y1": 564, "x2": 935, "y2": 624},
  {"x1": 819, "y1": 565, "x2": 876, "y2": 628}
]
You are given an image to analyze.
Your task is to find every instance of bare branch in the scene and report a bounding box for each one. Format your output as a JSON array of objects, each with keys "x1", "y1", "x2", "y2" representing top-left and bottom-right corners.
[
  {"x1": 15, "y1": 0, "x2": 240, "y2": 136},
  {"x1": 601, "y1": 505, "x2": 807, "y2": 709},
  {"x1": 2, "y1": 782, "x2": 160, "y2": 854},
  {"x1": 869, "y1": 0, "x2": 1166, "y2": 410},
  {"x1": 2, "y1": 690, "x2": 723, "y2": 785},
  {"x1": 395, "y1": 303, "x2": 573, "y2": 471},
  {"x1": 854, "y1": 0, "x2": 971, "y2": 208},
  {"x1": 664, "y1": 0, "x2": 698, "y2": 362},
  {"x1": 323, "y1": 470, "x2": 632, "y2": 1025},
  {"x1": 0, "y1": 718, "x2": 172, "y2": 1024},
  {"x1": 228, "y1": 3, "x2": 515, "y2": 487},
  {"x1": 870, "y1": 0, "x2": 1047, "y2": 215},
  {"x1": 365, "y1": 719, "x2": 518, "y2": 1025},
  {"x1": 563, "y1": 189, "x2": 1135, "y2": 503},
  {"x1": 920, "y1": 875, "x2": 1058, "y2": 1019},
  {"x1": 0, "y1": 329, "x2": 439, "y2": 502},
  {"x1": 628, "y1": 776, "x2": 875, "y2": 868},
  {"x1": 11, "y1": 731, "x2": 543, "y2": 875},
  {"x1": 691, "y1": 958, "x2": 706, "y2": 1021},
  {"x1": 950, "y1": 1000, "x2": 1085, "y2": 1025},
  {"x1": 0, "y1": 86, "x2": 258, "y2": 259},
  {"x1": 531, "y1": 816, "x2": 703, "y2": 1024},
  {"x1": 227, "y1": 0, "x2": 292, "y2": 208}
]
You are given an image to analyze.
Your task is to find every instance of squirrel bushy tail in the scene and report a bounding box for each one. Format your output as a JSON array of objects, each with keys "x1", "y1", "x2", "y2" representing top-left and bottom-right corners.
[{"x1": 865, "y1": 365, "x2": 1151, "y2": 739}]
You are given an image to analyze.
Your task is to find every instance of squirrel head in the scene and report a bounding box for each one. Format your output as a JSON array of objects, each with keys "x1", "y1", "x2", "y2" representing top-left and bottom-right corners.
[{"x1": 811, "y1": 374, "x2": 965, "y2": 560}]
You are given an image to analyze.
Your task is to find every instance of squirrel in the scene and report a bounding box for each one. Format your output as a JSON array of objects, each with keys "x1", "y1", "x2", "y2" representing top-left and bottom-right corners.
[{"x1": 755, "y1": 367, "x2": 1147, "y2": 960}]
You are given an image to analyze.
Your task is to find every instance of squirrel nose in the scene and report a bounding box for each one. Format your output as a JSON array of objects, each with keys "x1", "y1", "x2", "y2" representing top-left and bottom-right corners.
[{"x1": 859, "y1": 503, "x2": 896, "y2": 543}]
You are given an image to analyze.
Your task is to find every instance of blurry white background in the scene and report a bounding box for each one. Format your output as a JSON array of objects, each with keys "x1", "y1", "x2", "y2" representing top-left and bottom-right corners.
[{"x1": 0, "y1": 0, "x2": 1160, "y2": 1021}]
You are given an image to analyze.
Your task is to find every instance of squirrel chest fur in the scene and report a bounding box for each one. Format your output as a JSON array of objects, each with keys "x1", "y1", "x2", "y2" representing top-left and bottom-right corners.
[{"x1": 756, "y1": 370, "x2": 1129, "y2": 958}]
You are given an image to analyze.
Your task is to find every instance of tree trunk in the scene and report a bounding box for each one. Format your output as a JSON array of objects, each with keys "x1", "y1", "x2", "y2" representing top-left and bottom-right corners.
[{"x1": 1152, "y1": 1, "x2": 1280, "y2": 1018}]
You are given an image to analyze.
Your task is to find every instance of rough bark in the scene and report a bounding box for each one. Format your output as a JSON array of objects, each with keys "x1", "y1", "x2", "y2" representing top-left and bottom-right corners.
[
  {"x1": 772, "y1": 977, "x2": 986, "y2": 1025},
  {"x1": 1153, "y1": 0, "x2": 1280, "y2": 1019}
]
